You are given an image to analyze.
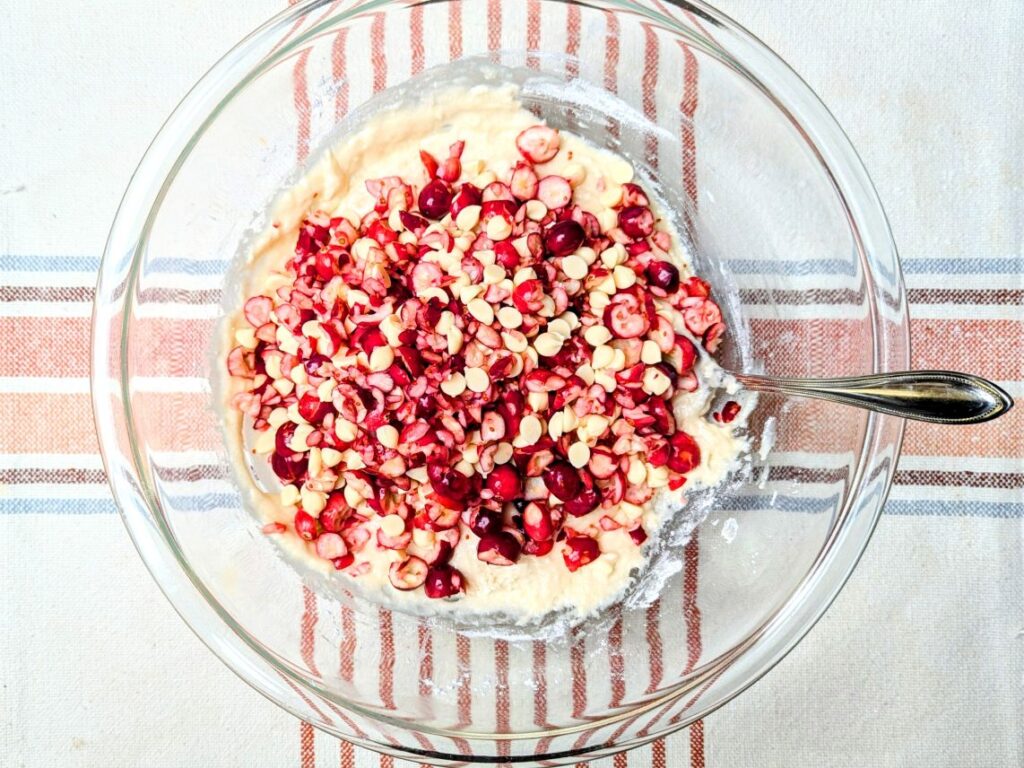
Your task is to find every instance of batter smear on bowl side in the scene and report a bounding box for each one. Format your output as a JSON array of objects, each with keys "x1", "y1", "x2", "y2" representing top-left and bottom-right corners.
[{"x1": 221, "y1": 87, "x2": 749, "y2": 622}]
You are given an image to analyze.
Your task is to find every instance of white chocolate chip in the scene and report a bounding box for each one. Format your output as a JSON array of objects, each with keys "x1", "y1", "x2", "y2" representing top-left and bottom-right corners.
[
  {"x1": 527, "y1": 391, "x2": 549, "y2": 412},
  {"x1": 465, "y1": 367, "x2": 490, "y2": 393},
  {"x1": 502, "y1": 331, "x2": 529, "y2": 353},
  {"x1": 468, "y1": 298, "x2": 495, "y2": 325},
  {"x1": 627, "y1": 457, "x2": 647, "y2": 484},
  {"x1": 548, "y1": 411, "x2": 565, "y2": 439},
  {"x1": 253, "y1": 428, "x2": 276, "y2": 454},
  {"x1": 533, "y1": 332, "x2": 564, "y2": 358},
  {"x1": 598, "y1": 209, "x2": 619, "y2": 234},
  {"x1": 308, "y1": 447, "x2": 323, "y2": 478},
  {"x1": 267, "y1": 408, "x2": 289, "y2": 428},
  {"x1": 436, "y1": 311, "x2": 455, "y2": 335},
  {"x1": 576, "y1": 363, "x2": 596, "y2": 385},
  {"x1": 440, "y1": 372, "x2": 467, "y2": 397},
  {"x1": 596, "y1": 274, "x2": 618, "y2": 294},
  {"x1": 576, "y1": 246, "x2": 598, "y2": 266},
  {"x1": 641, "y1": 340, "x2": 663, "y2": 365},
  {"x1": 342, "y1": 484, "x2": 362, "y2": 508},
  {"x1": 497, "y1": 306, "x2": 523, "y2": 329},
  {"x1": 289, "y1": 424, "x2": 314, "y2": 452},
  {"x1": 412, "y1": 527, "x2": 435, "y2": 548},
  {"x1": 547, "y1": 318, "x2": 572, "y2": 339},
  {"x1": 276, "y1": 326, "x2": 300, "y2": 356},
  {"x1": 334, "y1": 419, "x2": 358, "y2": 443},
  {"x1": 447, "y1": 327, "x2": 465, "y2": 355},
  {"x1": 580, "y1": 414, "x2": 610, "y2": 440},
  {"x1": 513, "y1": 267, "x2": 537, "y2": 286},
  {"x1": 584, "y1": 325, "x2": 612, "y2": 347},
  {"x1": 321, "y1": 447, "x2": 343, "y2": 468},
  {"x1": 379, "y1": 514, "x2": 406, "y2": 538},
  {"x1": 647, "y1": 465, "x2": 669, "y2": 488},
  {"x1": 608, "y1": 348, "x2": 627, "y2": 372},
  {"x1": 379, "y1": 314, "x2": 403, "y2": 346},
  {"x1": 525, "y1": 200, "x2": 548, "y2": 221},
  {"x1": 601, "y1": 243, "x2": 628, "y2": 268},
  {"x1": 561, "y1": 254, "x2": 589, "y2": 280},
  {"x1": 594, "y1": 370, "x2": 617, "y2": 393},
  {"x1": 455, "y1": 205, "x2": 482, "y2": 231},
  {"x1": 483, "y1": 263, "x2": 505, "y2": 284},
  {"x1": 280, "y1": 485, "x2": 300, "y2": 506},
  {"x1": 568, "y1": 442, "x2": 591, "y2": 468},
  {"x1": 494, "y1": 442, "x2": 514, "y2": 464},
  {"x1": 517, "y1": 415, "x2": 543, "y2": 446},
  {"x1": 368, "y1": 344, "x2": 395, "y2": 372},
  {"x1": 234, "y1": 327, "x2": 258, "y2": 349},
  {"x1": 290, "y1": 364, "x2": 308, "y2": 386},
  {"x1": 643, "y1": 367, "x2": 672, "y2": 396},
  {"x1": 562, "y1": 407, "x2": 579, "y2": 431},
  {"x1": 406, "y1": 465, "x2": 429, "y2": 483},
  {"x1": 592, "y1": 344, "x2": 615, "y2": 370},
  {"x1": 376, "y1": 425, "x2": 399, "y2": 449},
  {"x1": 589, "y1": 291, "x2": 611, "y2": 311},
  {"x1": 300, "y1": 487, "x2": 327, "y2": 515},
  {"x1": 343, "y1": 450, "x2": 366, "y2": 470},
  {"x1": 273, "y1": 378, "x2": 295, "y2": 396},
  {"x1": 458, "y1": 284, "x2": 484, "y2": 304},
  {"x1": 486, "y1": 216, "x2": 513, "y2": 241},
  {"x1": 613, "y1": 264, "x2": 637, "y2": 290}
]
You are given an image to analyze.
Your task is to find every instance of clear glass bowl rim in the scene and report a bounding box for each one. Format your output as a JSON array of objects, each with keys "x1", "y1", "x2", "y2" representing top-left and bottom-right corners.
[{"x1": 91, "y1": 0, "x2": 909, "y2": 758}]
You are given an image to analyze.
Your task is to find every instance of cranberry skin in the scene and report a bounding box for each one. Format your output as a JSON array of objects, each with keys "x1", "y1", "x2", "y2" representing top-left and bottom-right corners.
[
  {"x1": 563, "y1": 488, "x2": 600, "y2": 517},
  {"x1": 418, "y1": 180, "x2": 453, "y2": 220},
  {"x1": 542, "y1": 461, "x2": 581, "y2": 502},
  {"x1": 645, "y1": 260, "x2": 680, "y2": 292},
  {"x1": 424, "y1": 564, "x2": 464, "y2": 598},
  {"x1": 544, "y1": 220, "x2": 585, "y2": 257},
  {"x1": 485, "y1": 465, "x2": 522, "y2": 503},
  {"x1": 470, "y1": 509, "x2": 503, "y2": 538},
  {"x1": 294, "y1": 510, "x2": 319, "y2": 541},
  {"x1": 477, "y1": 531, "x2": 522, "y2": 566}
]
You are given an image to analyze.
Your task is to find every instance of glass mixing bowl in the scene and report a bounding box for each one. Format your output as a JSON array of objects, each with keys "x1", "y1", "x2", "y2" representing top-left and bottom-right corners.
[{"x1": 92, "y1": 0, "x2": 908, "y2": 763}]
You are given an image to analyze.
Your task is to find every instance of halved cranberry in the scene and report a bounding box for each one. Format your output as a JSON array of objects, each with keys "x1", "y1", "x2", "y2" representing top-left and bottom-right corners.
[
  {"x1": 418, "y1": 180, "x2": 453, "y2": 220},
  {"x1": 512, "y1": 279, "x2": 545, "y2": 314},
  {"x1": 510, "y1": 162, "x2": 539, "y2": 201},
  {"x1": 620, "y1": 183, "x2": 649, "y2": 208},
  {"x1": 645, "y1": 260, "x2": 680, "y2": 292},
  {"x1": 563, "y1": 488, "x2": 600, "y2": 517},
  {"x1": 485, "y1": 465, "x2": 522, "y2": 503},
  {"x1": 298, "y1": 393, "x2": 331, "y2": 423},
  {"x1": 562, "y1": 536, "x2": 600, "y2": 572},
  {"x1": 470, "y1": 509, "x2": 503, "y2": 537},
  {"x1": 720, "y1": 400, "x2": 741, "y2": 423},
  {"x1": 515, "y1": 125, "x2": 561, "y2": 163},
  {"x1": 389, "y1": 556, "x2": 429, "y2": 590},
  {"x1": 522, "y1": 501, "x2": 555, "y2": 541},
  {"x1": 682, "y1": 297, "x2": 723, "y2": 336},
  {"x1": 450, "y1": 183, "x2": 482, "y2": 217},
  {"x1": 544, "y1": 219, "x2": 585, "y2": 258},
  {"x1": 618, "y1": 206, "x2": 655, "y2": 239},
  {"x1": 522, "y1": 538, "x2": 554, "y2": 557},
  {"x1": 604, "y1": 293, "x2": 650, "y2": 338},
  {"x1": 315, "y1": 532, "x2": 347, "y2": 559},
  {"x1": 319, "y1": 493, "x2": 350, "y2": 532},
  {"x1": 424, "y1": 564, "x2": 464, "y2": 598},
  {"x1": 537, "y1": 176, "x2": 572, "y2": 210},
  {"x1": 303, "y1": 353, "x2": 331, "y2": 378},
  {"x1": 244, "y1": 295, "x2": 273, "y2": 327},
  {"x1": 667, "y1": 432, "x2": 701, "y2": 475},
  {"x1": 271, "y1": 452, "x2": 307, "y2": 483},
  {"x1": 332, "y1": 553, "x2": 355, "y2": 570},
  {"x1": 542, "y1": 461, "x2": 581, "y2": 501},
  {"x1": 477, "y1": 531, "x2": 522, "y2": 566},
  {"x1": 294, "y1": 510, "x2": 319, "y2": 541}
]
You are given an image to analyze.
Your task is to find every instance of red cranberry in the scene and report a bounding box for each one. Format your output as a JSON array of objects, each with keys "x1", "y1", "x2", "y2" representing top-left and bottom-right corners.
[
  {"x1": 470, "y1": 509, "x2": 503, "y2": 538},
  {"x1": 563, "y1": 488, "x2": 600, "y2": 517},
  {"x1": 667, "y1": 432, "x2": 702, "y2": 475},
  {"x1": 450, "y1": 183, "x2": 482, "y2": 217},
  {"x1": 294, "y1": 510, "x2": 319, "y2": 541},
  {"x1": 618, "y1": 206, "x2": 655, "y2": 239},
  {"x1": 645, "y1": 260, "x2": 680, "y2": 292},
  {"x1": 542, "y1": 461, "x2": 581, "y2": 501},
  {"x1": 297, "y1": 393, "x2": 331, "y2": 423},
  {"x1": 270, "y1": 452, "x2": 307, "y2": 483},
  {"x1": 485, "y1": 465, "x2": 522, "y2": 503},
  {"x1": 319, "y1": 493, "x2": 349, "y2": 532},
  {"x1": 629, "y1": 526, "x2": 648, "y2": 546},
  {"x1": 522, "y1": 538, "x2": 554, "y2": 557},
  {"x1": 477, "y1": 531, "x2": 522, "y2": 566},
  {"x1": 418, "y1": 180, "x2": 453, "y2": 220},
  {"x1": 303, "y1": 353, "x2": 331, "y2": 378},
  {"x1": 563, "y1": 535, "x2": 601, "y2": 572},
  {"x1": 424, "y1": 564, "x2": 464, "y2": 598},
  {"x1": 544, "y1": 220, "x2": 585, "y2": 257}
]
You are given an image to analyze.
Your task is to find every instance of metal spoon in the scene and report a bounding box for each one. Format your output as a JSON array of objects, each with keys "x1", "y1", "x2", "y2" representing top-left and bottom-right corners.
[{"x1": 733, "y1": 370, "x2": 1013, "y2": 425}]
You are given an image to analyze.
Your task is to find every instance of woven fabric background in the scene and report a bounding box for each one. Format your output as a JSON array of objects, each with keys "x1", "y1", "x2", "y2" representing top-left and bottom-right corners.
[{"x1": 1, "y1": 1, "x2": 1021, "y2": 766}]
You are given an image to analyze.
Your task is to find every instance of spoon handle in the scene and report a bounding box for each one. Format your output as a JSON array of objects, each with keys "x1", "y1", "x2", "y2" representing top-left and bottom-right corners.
[{"x1": 734, "y1": 370, "x2": 1013, "y2": 425}]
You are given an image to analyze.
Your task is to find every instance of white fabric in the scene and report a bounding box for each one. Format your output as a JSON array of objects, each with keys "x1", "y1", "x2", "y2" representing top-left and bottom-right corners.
[{"x1": 1, "y1": 1, "x2": 1020, "y2": 766}]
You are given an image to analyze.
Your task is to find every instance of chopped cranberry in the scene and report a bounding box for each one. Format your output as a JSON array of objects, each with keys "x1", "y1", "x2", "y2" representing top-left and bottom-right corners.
[
  {"x1": 470, "y1": 509, "x2": 503, "y2": 538},
  {"x1": 294, "y1": 510, "x2": 319, "y2": 541},
  {"x1": 424, "y1": 564, "x2": 464, "y2": 599},
  {"x1": 477, "y1": 532, "x2": 522, "y2": 566},
  {"x1": 542, "y1": 462, "x2": 581, "y2": 502},
  {"x1": 485, "y1": 465, "x2": 522, "y2": 503},
  {"x1": 562, "y1": 536, "x2": 600, "y2": 572}
]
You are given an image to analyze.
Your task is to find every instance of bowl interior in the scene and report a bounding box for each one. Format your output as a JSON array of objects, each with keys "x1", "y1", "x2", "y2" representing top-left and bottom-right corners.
[{"x1": 97, "y1": 0, "x2": 906, "y2": 761}]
